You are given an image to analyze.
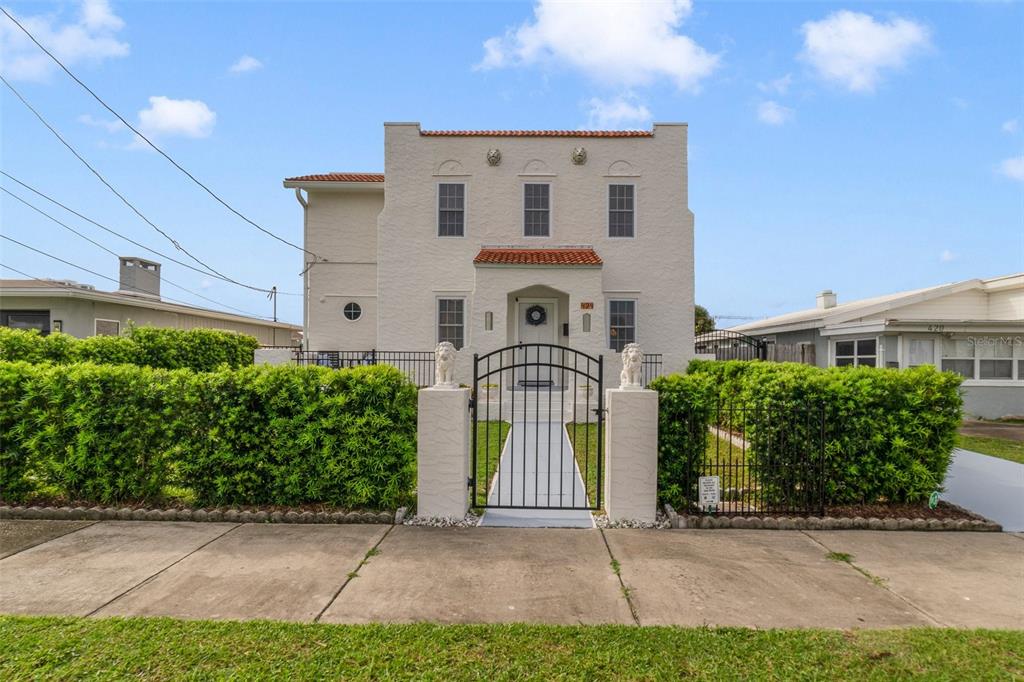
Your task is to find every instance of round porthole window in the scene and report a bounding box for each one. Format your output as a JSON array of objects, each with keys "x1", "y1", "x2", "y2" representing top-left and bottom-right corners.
[{"x1": 343, "y1": 302, "x2": 362, "y2": 321}]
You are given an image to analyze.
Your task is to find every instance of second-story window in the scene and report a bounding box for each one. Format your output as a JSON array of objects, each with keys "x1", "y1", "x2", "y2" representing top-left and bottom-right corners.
[
  {"x1": 608, "y1": 184, "x2": 635, "y2": 237},
  {"x1": 438, "y1": 183, "x2": 465, "y2": 237},
  {"x1": 524, "y1": 183, "x2": 550, "y2": 237}
]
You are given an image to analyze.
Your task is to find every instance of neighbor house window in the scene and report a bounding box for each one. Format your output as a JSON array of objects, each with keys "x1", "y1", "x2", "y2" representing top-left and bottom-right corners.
[
  {"x1": 941, "y1": 337, "x2": 975, "y2": 378},
  {"x1": 834, "y1": 338, "x2": 876, "y2": 367},
  {"x1": 943, "y1": 335, "x2": 1022, "y2": 380},
  {"x1": 524, "y1": 183, "x2": 550, "y2": 237},
  {"x1": 437, "y1": 298, "x2": 465, "y2": 350},
  {"x1": 1, "y1": 310, "x2": 49, "y2": 334},
  {"x1": 906, "y1": 338, "x2": 935, "y2": 367},
  {"x1": 343, "y1": 302, "x2": 362, "y2": 321},
  {"x1": 438, "y1": 183, "x2": 465, "y2": 237},
  {"x1": 608, "y1": 184, "x2": 635, "y2": 238},
  {"x1": 978, "y1": 336, "x2": 1013, "y2": 380},
  {"x1": 608, "y1": 300, "x2": 636, "y2": 352},
  {"x1": 94, "y1": 319, "x2": 120, "y2": 336}
]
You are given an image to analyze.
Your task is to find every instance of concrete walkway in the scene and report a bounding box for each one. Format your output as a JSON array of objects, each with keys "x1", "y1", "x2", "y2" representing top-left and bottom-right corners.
[
  {"x1": 479, "y1": 421, "x2": 594, "y2": 528},
  {"x1": 943, "y1": 448, "x2": 1024, "y2": 532},
  {"x1": 2, "y1": 520, "x2": 1021, "y2": 628}
]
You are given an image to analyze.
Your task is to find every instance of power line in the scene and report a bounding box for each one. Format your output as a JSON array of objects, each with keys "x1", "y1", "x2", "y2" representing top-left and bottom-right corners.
[
  {"x1": 2, "y1": 186, "x2": 276, "y2": 318},
  {"x1": 1, "y1": 5, "x2": 321, "y2": 261},
  {"x1": 0, "y1": 233, "x2": 277, "y2": 321},
  {"x1": 0, "y1": 74, "x2": 280, "y2": 295},
  {"x1": 0, "y1": 170, "x2": 300, "y2": 296}
]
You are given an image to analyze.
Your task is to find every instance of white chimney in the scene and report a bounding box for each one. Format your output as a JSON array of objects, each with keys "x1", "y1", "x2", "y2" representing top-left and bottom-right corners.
[{"x1": 816, "y1": 289, "x2": 837, "y2": 310}]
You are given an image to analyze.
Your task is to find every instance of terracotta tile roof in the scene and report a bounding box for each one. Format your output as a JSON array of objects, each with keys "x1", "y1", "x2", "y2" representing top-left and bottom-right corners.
[
  {"x1": 285, "y1": 173, "x2": 384, "y2": 182},
  {"x1": 421, "y1": 130, "x2": 653, "y2": 138},
  {"x1": 474, "y1": 248, "x2": 603, "y2": 266}
]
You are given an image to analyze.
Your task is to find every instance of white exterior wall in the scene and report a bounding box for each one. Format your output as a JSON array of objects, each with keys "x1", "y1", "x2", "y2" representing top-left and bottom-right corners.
[
  {"x1": 302, "y1": 190, "x2": 383, "y2": 350},
  {"x1": 374, "y1": 123, "x2": 694, "y2": 374}
]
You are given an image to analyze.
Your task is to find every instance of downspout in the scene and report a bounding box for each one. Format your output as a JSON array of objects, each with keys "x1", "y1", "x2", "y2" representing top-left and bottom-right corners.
[{"x1": 294, "y1": 188, "x2": 310, "y2": 350}]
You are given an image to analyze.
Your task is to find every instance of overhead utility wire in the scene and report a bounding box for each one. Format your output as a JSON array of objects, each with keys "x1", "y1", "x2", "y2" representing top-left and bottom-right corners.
[
  {"x1": 0, "y1": 74, "x2": 277, "y2": 294},
  {"x1": 1, "y1": 6, "x2": 321, "y2": 261},
  {"x1": 0, "y1": 170, "x2": 300, "y2": 296},
  {"x1": 2, "y1": 187, "x2": 272, "y2": 318},
  {"x1": 0, "y1": 234, "x2": 277, "y2": 321}
]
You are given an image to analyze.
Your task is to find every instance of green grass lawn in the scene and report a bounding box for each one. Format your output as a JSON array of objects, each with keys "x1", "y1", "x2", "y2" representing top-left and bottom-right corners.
[
  {"x1": 566, "y1": 422, "x2": 601, "y2": 508},
  {"x1": 956, "y1": 434, "x2": 1024, "y2": 465},
  {"x1": 474, "y1": 421, "x2": 510, "y2": 506},
  {"x1": 1, "y1": 616, "x2": 1021, "y2": 681}
]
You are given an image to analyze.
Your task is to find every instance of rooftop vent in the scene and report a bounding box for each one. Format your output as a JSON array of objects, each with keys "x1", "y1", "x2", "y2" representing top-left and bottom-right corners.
[
  {"x1": 118, "y1": 256, "x2": 161, "y2": 299},
  {"x1": 816, "y1": 290, "x2": 837, "y2": 310}
]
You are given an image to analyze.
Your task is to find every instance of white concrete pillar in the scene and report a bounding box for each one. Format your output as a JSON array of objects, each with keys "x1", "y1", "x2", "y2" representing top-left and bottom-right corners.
[
  {"x1": 416, "y1": 387, "x2": 470, "y2": 519},
  {"x1": 604, "y1": 387, "x2": 659, "y2": 523}
]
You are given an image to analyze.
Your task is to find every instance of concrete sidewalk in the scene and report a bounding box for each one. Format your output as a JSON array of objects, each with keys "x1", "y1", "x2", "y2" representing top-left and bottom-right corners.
[{"x1": 1, "y1": 520, "x2": 1021, "y2": 628}]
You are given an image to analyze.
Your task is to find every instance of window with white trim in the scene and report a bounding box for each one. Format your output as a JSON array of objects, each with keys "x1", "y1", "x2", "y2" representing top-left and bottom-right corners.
[
  {"x1": 95, "y1": 319, "x2": 120, "y2": 336},
  {"x1": 438, "y1": 183, "x2": 465, "y2": 237},
  {"x1": 524, "y1": 183, "x2": 550, "y2": 237},
  {"x1": 608, "y1": 184, "x2": 634, "y2": 238},
  {"x1": 437, "y1": 298, "x2": 465, "y2": 350},
  {"x1": 944, "y1": 335, "x2": 1021, "y2": 380},
  {"x1": 834, "y1": 338, "x2": 876, "y2": 367},
  {"x1": 608, "y1": 299, "x2": 636, "y2": 352}
]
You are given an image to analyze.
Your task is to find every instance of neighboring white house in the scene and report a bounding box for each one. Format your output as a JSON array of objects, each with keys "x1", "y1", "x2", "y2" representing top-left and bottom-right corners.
[
  {"x1": 0, "y1": 256, "x2": 300, "y2": 346},
  {"x1": 731, "y1": 274, "x2": 1024, "y2": 419},
  {"x1": 284, "y1": 123, "x2": 695, "y2": 380}
]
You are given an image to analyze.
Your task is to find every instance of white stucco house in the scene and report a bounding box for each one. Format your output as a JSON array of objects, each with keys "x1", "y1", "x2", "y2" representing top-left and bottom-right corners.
[
  {"x1": 731, "y1": 274, "x2": 1024, "y2": 419},
  {"x1": 284, "y1": 123, "x2": 695, "y2": 381}
]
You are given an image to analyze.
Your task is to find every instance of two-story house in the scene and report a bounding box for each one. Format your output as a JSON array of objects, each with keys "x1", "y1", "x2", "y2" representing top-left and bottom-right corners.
[{"x1": 284, "y1": 123, "x2": 695, "y2": 379}]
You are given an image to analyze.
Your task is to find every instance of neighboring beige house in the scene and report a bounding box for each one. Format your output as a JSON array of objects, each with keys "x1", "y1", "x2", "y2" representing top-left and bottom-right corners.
[
  {"x1": 732, "y1": 274, "x2": 1024, "y2": 419},
  {"x1": 0, "y1": 256, "x2": 300, "y2": 346},
  {"x1": 284, "y1": 123, "x2": 695, "y2": 379}
]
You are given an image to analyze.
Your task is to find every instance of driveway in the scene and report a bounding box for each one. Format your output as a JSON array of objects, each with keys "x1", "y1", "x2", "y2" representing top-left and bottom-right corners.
[{"x1": 943, "y1": 448, "x2": 1024, "y2": 532}]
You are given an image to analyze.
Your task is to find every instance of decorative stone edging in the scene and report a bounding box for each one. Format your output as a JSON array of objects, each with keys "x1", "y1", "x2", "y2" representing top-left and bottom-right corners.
[
  {"x1": 0, "y1": 505, "x2": 397, "y2": 525},
  {"x1": 661, "y1": 504, "x2": 1002, "y2": 532}
]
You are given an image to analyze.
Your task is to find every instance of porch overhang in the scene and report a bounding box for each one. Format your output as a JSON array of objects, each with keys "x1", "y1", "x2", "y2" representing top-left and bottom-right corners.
[{"x1": 473, "y1": 246, "x2": 603, "y2": 268}]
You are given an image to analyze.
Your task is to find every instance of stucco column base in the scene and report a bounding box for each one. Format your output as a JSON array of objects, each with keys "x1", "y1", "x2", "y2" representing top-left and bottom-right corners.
[
  {"x1": 604, "y1": 388, "x2": 658, "y2": 523},
  {"x1": 417, "y1": 387, "x2": 470, "y2": 519}
]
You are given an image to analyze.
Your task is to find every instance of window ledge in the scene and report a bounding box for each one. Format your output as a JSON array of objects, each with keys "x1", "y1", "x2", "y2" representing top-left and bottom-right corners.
[{"x1": 961, "y1": 380, "x2": 1023, "y2": 387}]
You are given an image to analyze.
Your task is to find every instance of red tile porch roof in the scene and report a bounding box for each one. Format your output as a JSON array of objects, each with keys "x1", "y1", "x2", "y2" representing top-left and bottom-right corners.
[
  {"x1": 284, "y1": 173, "x2": 384, "y2": 182},
  {"x1": 473, "y1": 248, "x2": 603, "y2": 266},
  {"x1": 421, "y1": 130, "x2": 652, "y2": 137}
]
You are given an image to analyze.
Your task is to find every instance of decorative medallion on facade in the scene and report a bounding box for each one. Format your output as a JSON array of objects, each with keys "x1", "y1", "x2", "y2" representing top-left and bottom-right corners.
[
  {"x1": 525, "y1": 305, "x2": 547, "y2": 326},
  {"x1": 571, "y1": 146, "x2": 588, "y2": 165},
  {"x1": 486, "y1": 148, "x2": 502, "y2": 166}
]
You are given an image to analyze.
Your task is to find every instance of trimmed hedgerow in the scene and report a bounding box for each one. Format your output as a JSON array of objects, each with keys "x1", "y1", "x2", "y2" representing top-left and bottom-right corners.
[
  {"x1": 0, "y1": 326, "x2": 259, "y2": 371},
  {"x1": 648, "y1": 373, "x2": 715, "y2": 510},
  {"x1": 685, "y1": 360, "x2": 963, "y2": 504},
  {"x1": 0, "y1": 361, "x2": 417, "y2": 508}
]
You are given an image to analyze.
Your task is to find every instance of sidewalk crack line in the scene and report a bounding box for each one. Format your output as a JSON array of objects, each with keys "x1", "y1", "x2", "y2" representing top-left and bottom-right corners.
[
  {"x1": 600, "y1": 528, "x2": 640, "y2": 625},
  {"x1": 314, "y1": 524, "x2": 394, "y2": 623},
  {"x1": 0, "y1": 520, "x2": 99, "y2": 561}
]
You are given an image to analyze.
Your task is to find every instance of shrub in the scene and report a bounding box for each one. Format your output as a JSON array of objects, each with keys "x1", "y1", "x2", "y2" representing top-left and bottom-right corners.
[
  {"x1": 0, "y1": 361, "x2": 417, "y2": 509},
  {"x1": 649, "y1": 373, "x2": 715, "y2": 510},
  {"x1": 0, "y1": 326, "x2": 259, "y2": 371},
  {"x1": 686, "y1": 361, "x2": 963, "y2": 504}
]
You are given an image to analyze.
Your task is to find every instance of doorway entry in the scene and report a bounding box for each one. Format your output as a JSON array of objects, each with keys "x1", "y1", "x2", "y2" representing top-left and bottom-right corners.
[{"x1": 516, "y1": 299, "x2": 557, "y2": 386}]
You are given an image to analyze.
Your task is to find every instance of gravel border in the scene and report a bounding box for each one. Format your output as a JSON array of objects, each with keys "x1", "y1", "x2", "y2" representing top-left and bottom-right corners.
[
  {"x1": 662, "y1": 503, "x2": 1002, "y2": 532},
  {"x1": 594, "y1": 511, "x2": 671, "y2": 529},
  {"x1": 0, "y1": 504, "x2": 396, "y2": 525},
  {"x1": 404, "y1": 511, "x2": 482, "y2": 527}
]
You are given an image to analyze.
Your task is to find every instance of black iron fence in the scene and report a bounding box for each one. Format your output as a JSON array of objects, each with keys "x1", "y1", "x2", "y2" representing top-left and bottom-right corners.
[
  {"x1": 695, "y1": 330, "x2": 767, "y2": 361},
  {"x1": 641, "y1": 353, "x2": 664, "y2": 386},
  {"x1": 294, "y1": 349, "x2": 435, "y2": 387},
  {"x1": 675, "y1": 400, "x2": 827, "y2": 516}
]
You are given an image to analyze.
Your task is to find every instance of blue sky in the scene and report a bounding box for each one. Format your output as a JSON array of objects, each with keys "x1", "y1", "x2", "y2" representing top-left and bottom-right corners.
[{"x1": 1, "y1": 0, "x2": 1021, "y2": 327}]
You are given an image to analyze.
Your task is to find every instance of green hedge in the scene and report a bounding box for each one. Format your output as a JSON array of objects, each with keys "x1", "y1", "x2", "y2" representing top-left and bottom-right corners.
[
  {"x1": 648, "y1": 373, "x2": 715, "y2": 510},
  {"x1": 684, "y1": 360, "x2": 963, "y2": 504},
  {"x1": 0, "y1": 362, "x2": 417, "y2": 509},
  {"x1": 0, "y1": 326, "x2": 259, "y2": 371}
]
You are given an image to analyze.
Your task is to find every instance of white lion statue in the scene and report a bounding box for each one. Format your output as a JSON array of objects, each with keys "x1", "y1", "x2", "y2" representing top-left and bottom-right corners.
[
  {"x1": 619, "y1": 343, "x2": 644, "y2": 389},
  {"x1": 434, "y1": 341, "x2": 457, "y2": 387}
]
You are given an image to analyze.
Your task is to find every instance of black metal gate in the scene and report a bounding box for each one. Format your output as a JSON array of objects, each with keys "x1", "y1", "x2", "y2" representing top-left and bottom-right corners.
[
  {"x1": 471, "y1": 344, "x2": 603, "y2": 510},
  {"x1": 695, "y1": 330, "x2": 767, "y2": 361}
]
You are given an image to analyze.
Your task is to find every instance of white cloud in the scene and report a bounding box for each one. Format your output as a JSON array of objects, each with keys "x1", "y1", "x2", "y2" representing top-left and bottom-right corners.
[
  {"x1": 585, "y1": 96, "x2": 652, "y2": 129},
  {"x1": 799, "y1": 10, "x2": 930, "y2": 93},
  {"x1": 0, "y1": 0, "x2": 129, "y2": 82},
  {"x1": 950, "y1": 97, "x2": 969, "y2": 110},
  {"x1": 229, "y1": 55, "x2": 263, "y2": 74},
  {"x1": 137, "y1": 96, "x2": 216, "y2": 139},
  {"x1": 78, "y1": 113, "x2": 124, "y2": 133},
  {"x1": 757, "y1": 100, "x2": 793, "y2": 126},
  {"x1": 757, "y1": 73, "x2": 792, "y2": 96},
  {"x1": 475, "y1": 0, "x2": 719, "y2": 92},
  {"x1": 939, "y1": 249, "x2": 956, "y2": 263},
  {"x1": 998, "y1": 156, "x2": 1024, "y2": 183},
  {"x1": 1002, "y1": 119, "x2": 1019, "y2": 134}
]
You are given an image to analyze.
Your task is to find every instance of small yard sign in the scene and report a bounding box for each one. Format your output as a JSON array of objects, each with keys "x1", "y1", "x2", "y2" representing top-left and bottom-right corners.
[{"x1": 698, "y1": 476, "x2": 721, "y2": 512}]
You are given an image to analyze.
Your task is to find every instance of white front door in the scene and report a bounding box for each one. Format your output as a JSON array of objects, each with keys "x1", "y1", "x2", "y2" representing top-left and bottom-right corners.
[{"x1": 516, "y1": 299, "x2": 557, "y2": 386}]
